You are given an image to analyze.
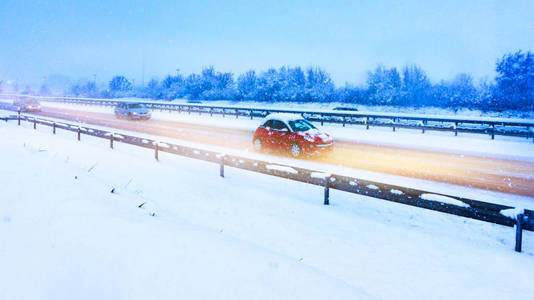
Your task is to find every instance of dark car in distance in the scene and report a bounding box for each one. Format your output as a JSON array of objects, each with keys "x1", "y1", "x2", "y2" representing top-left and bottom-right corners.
[
  {"x1": 13, "y1": 97, "x2": 42, "y2": 112},
  {"x1": 114, "y1": 102, "x2": 151, "y2": 120}
]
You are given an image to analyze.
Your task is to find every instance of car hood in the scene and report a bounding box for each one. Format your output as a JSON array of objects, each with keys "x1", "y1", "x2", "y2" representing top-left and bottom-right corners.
[
  {"x1": 128, "y1": 107, "x2": 150, "y2": 113},
  {"x1": 298, "y1": 129, "x2": 333, "y2": 143}
]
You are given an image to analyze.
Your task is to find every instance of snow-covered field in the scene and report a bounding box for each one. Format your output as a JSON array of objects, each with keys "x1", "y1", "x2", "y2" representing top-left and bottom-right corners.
[{"x1": 1, "y1": 114, "x2": 534, "y2": 299}]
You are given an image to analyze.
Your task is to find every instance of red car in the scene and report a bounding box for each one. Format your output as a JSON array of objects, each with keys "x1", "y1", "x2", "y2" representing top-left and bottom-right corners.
[{"x1": 252, "y1": 113, "x2": 334, "y2": 157}]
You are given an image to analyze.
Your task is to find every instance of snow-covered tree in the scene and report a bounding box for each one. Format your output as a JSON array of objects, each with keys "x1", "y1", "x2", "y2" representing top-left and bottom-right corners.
[
  {"x1": 495, "y1": 50, "x2": 534, "y2": 110},
  {"x1": 400, "y1": 64, "x2": 431, "y2": 106},
  {"x1": 237, "y1": 70, "x2": 258, "y2": 100},
  {"x1": 367, "y1": 65, "x2": 401, "y2": 105},
  {"x1": 304, "y1": 67, "x2": 335, "y2": 102},
  {"x1": 255, "y1": 68, "x2": 280, "y2": 102},
  {"x1": 336, "y1": 83, "x2": 367, "y2": 104},
  {"x1": 109, "y1": 76, "x2": 133, "y2": 97},
  {"x1": 432, "y1": 73, "x2": 478, "y2": 109},
  {"x1": 68, "y1": 81, "x2": 99, "y2": 97}
]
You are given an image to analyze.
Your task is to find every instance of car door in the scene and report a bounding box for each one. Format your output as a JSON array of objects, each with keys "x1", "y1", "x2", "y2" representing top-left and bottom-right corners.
[
  {"x1": 270, "y1": 120, "x2": 291, "y2": 150},
  {"x1": 118, "y1": 103, "x2": 126, "y2": 116},
  {"x1": 261, "y1": 120, "x2": 275, "y2": 147}
]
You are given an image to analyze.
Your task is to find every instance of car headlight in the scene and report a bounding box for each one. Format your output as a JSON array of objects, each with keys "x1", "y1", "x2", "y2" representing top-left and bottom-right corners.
[{"x1": 132, "y1": 112, "x2": 138, "y2": 115}]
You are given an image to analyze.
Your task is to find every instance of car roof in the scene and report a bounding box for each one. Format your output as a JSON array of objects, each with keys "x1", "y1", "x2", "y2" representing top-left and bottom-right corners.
[
  {"x1": 18, "y1": 98, "x2": 39, "y2": 102},
  {"x1": 262, "y1": 113, "x2": 303, "y2": 124}
]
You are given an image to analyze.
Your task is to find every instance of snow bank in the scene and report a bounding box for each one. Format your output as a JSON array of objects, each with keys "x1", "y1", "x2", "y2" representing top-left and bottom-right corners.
[
  {"x1": 420, "y1": 193, "x2": 470, "y2": 208},
  {"x1": 311, "y1": 172, "x2": 331, "y2": 179},
  {"x1": 500, "y1": 207, "x2": 525, "y2": 219},
  {"x1": 266, "y1": 164, "x2": 298, "y2": 174}
]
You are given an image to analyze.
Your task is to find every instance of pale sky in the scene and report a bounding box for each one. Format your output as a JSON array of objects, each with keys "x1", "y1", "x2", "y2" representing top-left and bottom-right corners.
[{"x1": 1, "y1": 0, "x2": 533, "y2": 87}]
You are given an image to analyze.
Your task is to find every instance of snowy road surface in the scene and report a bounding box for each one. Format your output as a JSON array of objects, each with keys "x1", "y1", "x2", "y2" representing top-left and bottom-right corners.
[
  {"x1": 1, "y1": 116, "x2": 534, "y2": 300},
  {"x1": 8, "y1": 103, "x2": 534, "y2": 196}
]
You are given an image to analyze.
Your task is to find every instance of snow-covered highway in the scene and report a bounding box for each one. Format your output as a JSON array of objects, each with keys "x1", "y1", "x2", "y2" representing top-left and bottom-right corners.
[{"x1": 4, "y1": 103, "x2": 534, "y2": 197}]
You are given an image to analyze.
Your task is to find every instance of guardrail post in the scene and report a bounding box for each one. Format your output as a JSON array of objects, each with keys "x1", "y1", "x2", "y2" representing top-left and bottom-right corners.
[
  {"x1": 320, "y1": 114, "x2": 324, "y2": 126},
  {"x1": 33, "y1": 118, "x2": 36, "y2": 129},
  {"x1": 422, "y1": 120, "x2": 426, "y2": 134},
  {"x1": 110, "y1": 135, "x2": 114, "y2": 149},
  {"x1": 342, "y1": 116, "x2": 346, "y2": 127},
  {"x1": 17, "y1": 108, "x2": 21, "y2": 126},
  {"x1": 155, "y1": 144, "x2": 159, "y2": 161},
  {"x1": 392, "y1": 118, "x2": 396, "y2": 132},
  {"x1": 515, "y1": 213, "x2": 524, "y2": 252},
  {"x1": 210, "y1": 108, "x2": 213, "y2": 117},
  {"x1": 220, "y1": 157, "x2": 225, "y2": 178},
  {"x1": 324, "y1": 176, "x2": 330, "y2": 205},
  {"x1": 236, "y1": 109, "x2": 239, "y2": 119},
  {"x1": 527, "y1": 126, "x2": 533, "y2": 143},
  {"x1": 491, "y1": 124, "x2": 495, "y2": 140},
  {"x1": 77, "y1": 127, "x2": 81, "y2": 141},
  {"x1": 222, "y1": 109, "x2": 225, "y2": 118},
  {"x1": 366, "y1": 116, "x2": 369, "y2": 130},
  {"x1": 250, "y1": 111, "x2": 254, "y2": 120},
  {"x1": 455, "y1": 122, "x2": 458, "y2": 136}
]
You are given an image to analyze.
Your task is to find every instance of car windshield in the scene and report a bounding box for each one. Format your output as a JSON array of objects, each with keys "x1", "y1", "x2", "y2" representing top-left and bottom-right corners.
[
  {"x1": 288, "y1": 119, "x2": 316, "y2": 132},
  {"x1": 127, "y1": 103, "x2": 144, "y2": 109}
]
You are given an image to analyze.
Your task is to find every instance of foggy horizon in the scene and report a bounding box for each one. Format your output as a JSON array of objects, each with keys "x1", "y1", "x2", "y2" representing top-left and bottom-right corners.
[{"x1": 1, "y1": 0, "x2": 533, "y2": 88}]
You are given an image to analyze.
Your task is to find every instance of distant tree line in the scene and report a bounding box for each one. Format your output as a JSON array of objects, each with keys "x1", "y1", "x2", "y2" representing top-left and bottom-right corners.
[{"x1": 52, "y1": 50, "x2": 534, "y2": 111}]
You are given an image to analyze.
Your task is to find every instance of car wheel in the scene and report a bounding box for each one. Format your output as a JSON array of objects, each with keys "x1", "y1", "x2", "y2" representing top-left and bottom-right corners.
[
  {"x1": 290, "y1": 143, "x2": 302, "y2": 158},
  {"x1": 253, "y1": 138, "x2": 263, "y2": 151}
]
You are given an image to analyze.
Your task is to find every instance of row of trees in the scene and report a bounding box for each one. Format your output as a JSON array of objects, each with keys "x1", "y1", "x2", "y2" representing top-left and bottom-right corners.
[{"x1": 42, "y1": 50, "x2": 534, "y2": 111}]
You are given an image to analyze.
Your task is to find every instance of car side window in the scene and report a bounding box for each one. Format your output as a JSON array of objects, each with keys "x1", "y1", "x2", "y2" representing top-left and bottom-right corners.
[
  {"x1": 263, "y1": 120, "x2": 274, "y2": 129},
  {"x1": 272, "y1": 120, "x2": 289, "y2": 131}
]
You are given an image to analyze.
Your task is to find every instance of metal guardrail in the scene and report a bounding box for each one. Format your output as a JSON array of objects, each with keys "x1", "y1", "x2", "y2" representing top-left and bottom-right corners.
[
  {"x1": 3, "y1": 94, "x2": 534, "y2": 141},
  {"x1": 1, "y1": 112, "x2": 532, "y2": 252}
]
